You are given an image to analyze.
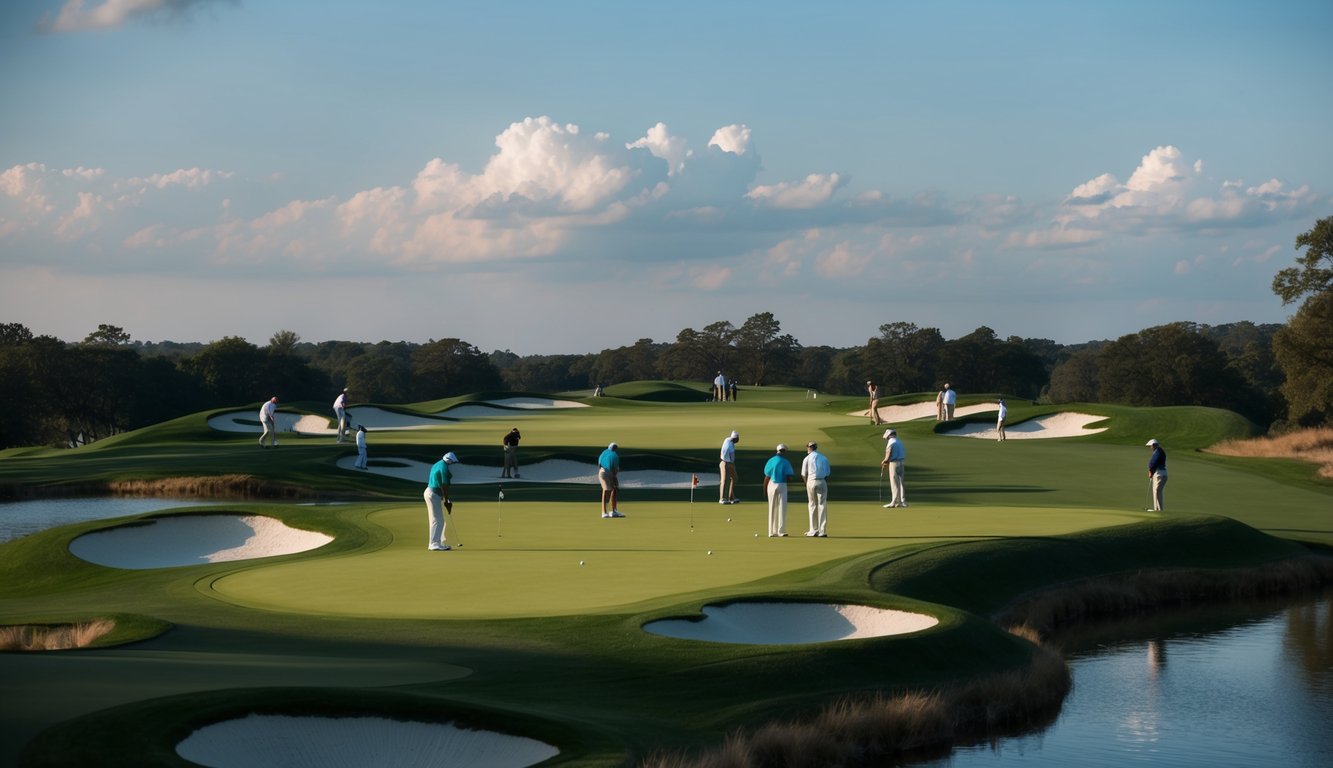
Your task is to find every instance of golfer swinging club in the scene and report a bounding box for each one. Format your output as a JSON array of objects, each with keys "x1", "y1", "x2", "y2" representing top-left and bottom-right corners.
[{"x1": 424, "y1": 451, "x2": 459, "y2": 551}]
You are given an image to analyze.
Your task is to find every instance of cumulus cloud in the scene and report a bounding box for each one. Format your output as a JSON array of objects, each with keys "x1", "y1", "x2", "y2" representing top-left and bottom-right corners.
[
  {"x1": 39, "y1": 0, "x2": 236, "y2": 33},
  {"x1": 747, "y1": 173, "x2": 846, "y2": 209},
  {"x1": 814, "y1": 241, "x2": 870, "y2": 278},
  {"x1": 627, "y1": 122, "x2": 692, "y2": 176},
  {"x1": 708, "y1": 124, "x2": 752, "y2": 155}
]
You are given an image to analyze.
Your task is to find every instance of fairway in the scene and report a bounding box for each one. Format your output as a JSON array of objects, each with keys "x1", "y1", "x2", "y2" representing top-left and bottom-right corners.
[{"x1": 2, "y1": 384, "x2": 1331, "y2": 767}]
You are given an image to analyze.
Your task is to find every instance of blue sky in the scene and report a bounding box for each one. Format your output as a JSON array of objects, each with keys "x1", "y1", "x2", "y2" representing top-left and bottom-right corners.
[{"x1": 2, "y1": 0, "x2": 1330, "y2": 353}]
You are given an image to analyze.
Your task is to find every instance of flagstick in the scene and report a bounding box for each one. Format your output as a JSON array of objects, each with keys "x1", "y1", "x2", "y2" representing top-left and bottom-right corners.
[
  {"x1": 690, "y1": 472, "x2": 697, "y2": 532},
  {"x1": 497, "y1": 485, "x2": 504, "y2": 538}
]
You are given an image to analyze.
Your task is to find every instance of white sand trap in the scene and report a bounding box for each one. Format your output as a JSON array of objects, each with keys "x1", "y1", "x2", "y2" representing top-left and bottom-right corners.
[
  {"x1": 176, "y1": 714, "x2": 558, "y2": 768},
  {"x1": 484, "y1": 397, "x2": 586, "y2": 409},
  {"x1": 852, "y1": 402, "x2": 996, "y2": 422},
  {"x1": 644, "y1": 602, "x2": 939, "y2": 645},
  {"x1": 437, "y1": 397, "x2": 587, "y2": 420},
  {"x1": 337, "y1": 456, "x2": 715, "y2": 489},
  {"x1": 208, "y1": 408, "x2": 450, "y2": 435},
  {"x1": 943, "y1": 411, "x2": 1108, "y2": 440},
  {"x1": 69, "y1": 514, "x2": 332, "y2": 569}
]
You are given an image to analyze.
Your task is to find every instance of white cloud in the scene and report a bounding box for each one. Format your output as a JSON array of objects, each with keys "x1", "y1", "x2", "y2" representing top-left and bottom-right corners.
[
  {"x1": 690, "y1": 265, "x2": 732, "y2": 291},
  {"x1": 41, "y1": 0, "x2": 234, "y2": 33},
  {"x1": 479, "y1": 116, "x2": 638, "y2": 212},
  {"x1": 708, "y1": 124, "x2": 752, "y2": 155},
  {"x1": 814, "y1": 242, "x2": 869, "y2": 278},
  {"x1": 747, "y1": 173, "x2": 845, "y2": 209},
  {"x1": 627, "y1": 122, "x2": 692, "y2": 176},
  {"x1": 1004, "y1": 228, "x2": 1103, "y2": 250}
]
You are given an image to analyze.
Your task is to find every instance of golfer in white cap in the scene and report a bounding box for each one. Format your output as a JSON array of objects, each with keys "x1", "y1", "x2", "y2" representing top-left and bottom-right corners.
[
  {"x1": 258, "y1": 396, "x2": 279, "y2": 448},
  {"x1": 762, "y1": 444, "x2": 796, "y2": 537},
  {"x1": 333, "y1": 388, "x2": 349, "y2": 443},
  {"x1": 599, "y1": 442, "x2": 624, "y2": 518},
  {"x1": 880, "y1": 429, "x2": 908, "y2": 508},
  {"x1": 719, "y1": 430, "x2": 740, "y2": 504},
  {"x1": 1146, "y1": 439, "x2": 1167, "y2": 511},
  {"x1": 424, "y1": 451, "x2": 459, "y2": 551}
]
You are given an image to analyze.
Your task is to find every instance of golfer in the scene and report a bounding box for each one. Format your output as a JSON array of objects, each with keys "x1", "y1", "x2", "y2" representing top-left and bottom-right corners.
[
  {"x1": 996, "y1": 398, "x2": 1007, "y2": 441},
  {"x1": 258, "y1": 396, "x2": 279, "y2": 448},
  {"x1": 801, "y1": 441, "x2": 831, "y2": 537},
  {"x1": 762, "y1": 444, "x2": 796, "y2": 537},
  {"x1": 502, "y1": 427, "x2": 521, "y2": 478},
  {"x1": 713, "y1": 371, "x2": 727, "y2": 402},
  {"x1": 333, "y1": 388, "x2": 349, "y2": 443},
  {"x1": 1146, "y1": 438, "x2": 1168, "y2": 511},
  {"x1": 354, "y1": 425, "x2": 368, "y2": 469},
  {"x1": 599, "y1": 442, "x2": 624, "y2": 518},
  {"x1": 424, "y1": 451, "x2": 459, "y2": 551},
  {"x1": 881, "y1": 429, "x2": 908, "y2": 508},
  {"x1": 719, "y1": 430, "x2": 740, "y2": 504},
  {"x1": 866, "y1": 381, "x2": 882, "y2": 425},
  {"x1": 935, "y1": 386, "x2": 946, "y2": 421},
  {"x1": 943, "y1": 383, "x2": 957, "y2": 420}
]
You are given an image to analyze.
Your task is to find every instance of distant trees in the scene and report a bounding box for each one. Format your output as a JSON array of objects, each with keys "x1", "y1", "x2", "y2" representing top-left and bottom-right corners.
[
  {"x1": 1272, "y1": 215, "x2": 1333, "y2": 426},
  {"x1": 411, "y1": 338, "x2": 503, "y2": 400}
]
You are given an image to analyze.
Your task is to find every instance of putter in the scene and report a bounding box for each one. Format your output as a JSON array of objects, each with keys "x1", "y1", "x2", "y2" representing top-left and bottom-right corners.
[
  {"x1": 445, "y1": 502, "x2": 462, "y2": 547},
  {"x1": 879, "y1": 465, "x2": 885, "y2": 504}
]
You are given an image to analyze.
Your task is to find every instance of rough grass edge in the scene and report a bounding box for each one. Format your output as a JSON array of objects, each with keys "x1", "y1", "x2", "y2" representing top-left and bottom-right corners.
[
  {"x1": 640, "y1": 556, "x2": 1333, "y2": 768},
  {"x1": 0, "y1": 475, "x2": 320, "y2": 501},
  {"x1": 0, "y1": 619, "x2": 117, "y2": 651},
  {"x1": 1206, "y1": 426, "x2": 1333, "y2": 479}
]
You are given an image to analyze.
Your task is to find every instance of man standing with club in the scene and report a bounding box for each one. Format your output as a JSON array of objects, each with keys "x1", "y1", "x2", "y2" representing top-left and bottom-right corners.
[
  {"x1": 719, "y1": 430, "x2": 740, "y2": 504},
  {"x1": 881, "y1": 429, "x2": 908, "y2": 508},
  {"x1": 996, "y1": 398, "x2": 1008, "y2": 441},
  {"x1": 502, "y1": 427, "x2": 522, "y2": 478},
  {"x1": 599, "y1": 442, "x2": 624, "y2": 518},
  {"x1": 1146, "y1": 438, "x2": 1168, "y2": 511},
  {"x1": 762, "y1": 444, "x2": 796, "y2": 537},
  {"x1": 333, "y1": 388, "x2": 349, "y2": 443},
  {"x1": 424, "y1": 451, "x2": 459, "y2": 551},
  {"x1": 258, "y1": 396, "x2": 279, "y2": 448},
  {"x1": 801, "y1": 441, "x2": 831, "y2": 537}
]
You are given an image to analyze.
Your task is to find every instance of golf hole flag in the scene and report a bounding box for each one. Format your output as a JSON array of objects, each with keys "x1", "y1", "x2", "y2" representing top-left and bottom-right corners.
[{"x1": 692, "y1": 473, "x2": 699, "y2": 487}]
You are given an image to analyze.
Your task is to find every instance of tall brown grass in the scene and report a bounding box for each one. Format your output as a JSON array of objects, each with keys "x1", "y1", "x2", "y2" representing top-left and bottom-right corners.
[
  {"x1": 107, "y1": 475, "x2": 313, "y2": 499},
  {"x1": 639, "y1": 634, "x2": 1069, "y2": 768},
  {"x1": 1207, "y1": 427, "x2": 1333, "y2": 479},
  {"x1": 0, "y1": 619, "x2": 116, "y2": 651}
]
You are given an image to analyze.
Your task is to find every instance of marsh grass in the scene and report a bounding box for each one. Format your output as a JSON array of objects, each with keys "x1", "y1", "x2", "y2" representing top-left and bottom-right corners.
[
  {"x1": 0, "y1": 619, "x2": 115, "y2": 651},
  {"x1": 107, "y1": 474, "x2": 312, "y2": 499},
  {"x1": 996, "y1": 556, "x2": 1333, "y2": 641},
  {"x1": 1207, "y1": 427, "x2": 1333, "y2": 478},
  {"x1": 640, "y1": 632, "x2": 1068, "y2": 768}
]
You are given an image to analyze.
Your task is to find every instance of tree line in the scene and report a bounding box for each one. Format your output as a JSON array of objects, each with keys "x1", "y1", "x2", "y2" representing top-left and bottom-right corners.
[{"x1": 2, "y1": 216, "x2": 1329, "y2": 450}]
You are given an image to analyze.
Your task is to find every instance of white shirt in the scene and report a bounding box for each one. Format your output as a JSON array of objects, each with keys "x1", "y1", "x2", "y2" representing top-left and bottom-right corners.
[
  {"x1": 801, "y1": 451, "x2": 831, "y2": 480},
  {"x1": 943, "y1": 389, "x2": 957, "y2": 405},
  {"x1": 997, "y1": 402, "x2": 1007, "y2": 422},
  {"x1": 334, "y1": 393, "x2": 346, "y2": 409},
  {"x1": 720, "y1": 437, "x2": 736, "y2": 462},
  {"x1": 260, "y1": 401, "x2": 276, "y2": 422},
  {"x1": 356, "y1": 430, "x2": 366, "y2": 449}
]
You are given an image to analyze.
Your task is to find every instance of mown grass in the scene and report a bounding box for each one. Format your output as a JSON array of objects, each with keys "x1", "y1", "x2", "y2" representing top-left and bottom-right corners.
[{"x1": 1, "y1": 387, "x2": 1331, "y2": 766}]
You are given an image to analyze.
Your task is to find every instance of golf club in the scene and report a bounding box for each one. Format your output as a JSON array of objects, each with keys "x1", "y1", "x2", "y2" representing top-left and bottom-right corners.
[
  {"x1": 445, "y1": 501, "x2": 462, "y2": 547},
  {"x1": 1146, "y1": 479, "x2": 1155, "y2": 512},
  {"x1": 879, "y1": 464, "x2": 885, "y2": 504},
  {"x1": 497, "y1": 486, "x2": 504, "y2": 538}
]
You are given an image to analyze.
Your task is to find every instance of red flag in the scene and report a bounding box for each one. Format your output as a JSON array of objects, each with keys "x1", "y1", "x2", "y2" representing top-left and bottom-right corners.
[{"x1": 692, "y1": 473, "x2": 699, "y2": 487}]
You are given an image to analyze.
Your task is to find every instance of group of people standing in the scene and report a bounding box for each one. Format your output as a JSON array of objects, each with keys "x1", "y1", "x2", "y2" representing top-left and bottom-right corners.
[
  {"x1": 712, "y1": 372, "x2": 739, "y2": 402},
  {"x1": 258, "y1": 389, "x2": 368, "y2": 469}
]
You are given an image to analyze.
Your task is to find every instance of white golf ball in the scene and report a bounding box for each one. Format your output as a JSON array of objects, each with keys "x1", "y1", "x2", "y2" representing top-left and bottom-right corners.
[
  {"x1": 753, "y1": 533, "x2": 758, "y2": 537},
  {"x1": 726, "y1": 517, "x2": 732, "y2": 522},
  {"x1": 579, "y1": 560, "x2": 585, "y2": 566},
  {"x1": 707, "y1": 550, "x2": 713, "y2": 555}
]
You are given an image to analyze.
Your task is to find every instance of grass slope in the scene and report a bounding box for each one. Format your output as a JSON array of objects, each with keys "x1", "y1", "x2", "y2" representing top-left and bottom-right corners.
[{"x1": 2, "y1": 386, "x2": 1331, "y2": 766}]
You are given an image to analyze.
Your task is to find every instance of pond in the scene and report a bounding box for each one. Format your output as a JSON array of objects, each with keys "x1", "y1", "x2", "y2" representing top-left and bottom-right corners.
[
  {"x1": 0, "y1": 497, "x2": 215, "y2": 544},
  {"x1": 921, "y1": 588, "x2": 1333, "y2": 767}
]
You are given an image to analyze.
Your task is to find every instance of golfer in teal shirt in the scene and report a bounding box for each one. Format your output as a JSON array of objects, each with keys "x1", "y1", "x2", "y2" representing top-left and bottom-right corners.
[
  {"x1": 424, "y1": 452, "x2": 458, "y2": 550},
  {"x1": 598, "y1": 442, "x2": 624, "y2": 518},
  {"x1": 762, "y1": 444, "x2": 796, "y2": 537}
]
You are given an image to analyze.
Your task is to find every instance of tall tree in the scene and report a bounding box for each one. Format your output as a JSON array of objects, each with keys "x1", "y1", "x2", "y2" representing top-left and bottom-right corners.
[
  {"x1": 1272, "y1": 215, "x2": 1333, "y2": 305},
  {"x1": 180, "y1": 337, "x2": 270, "y2": 406},
  {"x1": 733, "y1": 312, "x2": 798, "y2": 386},
  {"x1": 863, "y1": 322, "x2": 943, "y2": 394},
  {"x1": 1273, "y1": 291, "x2": 1333, "y2": 425},
  {"x1": 82, "y1": 323, "x2": 131, "y2": 346},
  {"x1": 411, "y1": 338, "x2": 502, "y2": 400},
  {"x1": 268, "y1": 329, "x2": 301, "y2": 356}
]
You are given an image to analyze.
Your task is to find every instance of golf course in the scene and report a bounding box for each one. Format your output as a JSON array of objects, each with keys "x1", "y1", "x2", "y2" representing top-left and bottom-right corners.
[{"x1": 2, "y1": 382, "x2": 1331, "y2": 767}]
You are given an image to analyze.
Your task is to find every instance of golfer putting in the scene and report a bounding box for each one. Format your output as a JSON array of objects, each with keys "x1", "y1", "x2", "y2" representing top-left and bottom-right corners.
[
  {"x1": 424, "y1": 451, "x2": 460, "y2": 551},
  {"x1": 599, "y1": 442, "x2": 624, "y2": 518}
]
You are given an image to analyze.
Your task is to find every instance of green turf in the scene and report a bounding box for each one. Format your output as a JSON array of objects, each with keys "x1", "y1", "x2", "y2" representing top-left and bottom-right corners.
[{"x1": 2, "y1": 386, "x2": 1331, "y2": 766}]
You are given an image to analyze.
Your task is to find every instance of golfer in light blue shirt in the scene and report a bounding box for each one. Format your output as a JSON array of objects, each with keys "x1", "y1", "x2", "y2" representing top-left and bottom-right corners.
[
  {"x1": 801, "y1": 441, "x2": 831, "y2": 537},
  {"x1": 762, "y1": 444, "x2": 796, "y2": 537}
]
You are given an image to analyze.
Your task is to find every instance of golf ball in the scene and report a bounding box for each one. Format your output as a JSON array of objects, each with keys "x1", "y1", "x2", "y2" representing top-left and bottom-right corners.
[
  {"x1": 707, "y1": 550, "x2": 713, "y2": 555},
  {"x1": 579, "y1": 560, "x2": 585, "y2": 566},
  {"x1": 753, "y1": 533, "x2": 758, "y2": 537},
  {"x1": 726, "y1": 517, "x2": 732, "y2": 522}
]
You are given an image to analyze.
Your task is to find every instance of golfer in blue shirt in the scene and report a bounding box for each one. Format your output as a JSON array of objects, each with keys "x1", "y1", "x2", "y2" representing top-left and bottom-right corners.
[
  {"x1": 762, "y1": 444, "x2": 796, "y2": 537},
  {"x1": 599, "y1": 442, "x2": 624, "y2": 518}
]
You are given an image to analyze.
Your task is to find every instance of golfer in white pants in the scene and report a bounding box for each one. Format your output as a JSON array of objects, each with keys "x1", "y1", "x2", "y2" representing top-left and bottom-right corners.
[
  {"x1": 333, "y1": 389, "x2": 349, "y2": 443},
  {"x1": 801, "y1": 441, "x2": 831, "y2": 537},
  {"x1": 762, "y1": 444, "x2": 796, "y2": 537},
  {"x1": 881, "y1": 429, "x2": 907, "y2": 508},
  {"x1": 423, "y1": 452, "x2": 458, "y2": 551},
  {"x1": 354, "y1": 425, "x2": 368, "y2": 469},
  {"x1": 258, "y1": 396, "x2": 279, "y2": 448}
]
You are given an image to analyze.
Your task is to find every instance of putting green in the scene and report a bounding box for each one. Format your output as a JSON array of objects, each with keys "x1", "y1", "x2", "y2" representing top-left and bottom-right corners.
[{"x1": 204, "y1": 501, "x2": 1146, "y2": 618}]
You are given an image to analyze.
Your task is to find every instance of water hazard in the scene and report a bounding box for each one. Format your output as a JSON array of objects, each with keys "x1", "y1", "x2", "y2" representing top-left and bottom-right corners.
[
  {"x1": 921, "y1": 589, "x2": 1333, "y2": 767},
  {"x1": 0, "y1": 497, "x2": 214, "y2": 544}
]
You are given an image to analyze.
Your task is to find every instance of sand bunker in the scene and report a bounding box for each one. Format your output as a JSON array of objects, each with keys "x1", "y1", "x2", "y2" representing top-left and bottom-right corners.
[
  {"x1": 853, "y1": 402, "x2": 997, "y2": 422},
  {"x1": 69, "y1": 514, "x2": 333, "y2": 569},
  {"x1": 338, "y1": 456, "x2": 714, "y2": 488},
  {"x1": 176, "y1": 714, "x2": 558, "y2": 768},
  {"x1": 643, "y1": 602, "x2": 939, "y2": 645},
  {"x1": 942, "y1": 412, "x2": 1108, "y2": 440},
  {"x1": 210, "y1": 398, "x2": 586, "y2": 435}
]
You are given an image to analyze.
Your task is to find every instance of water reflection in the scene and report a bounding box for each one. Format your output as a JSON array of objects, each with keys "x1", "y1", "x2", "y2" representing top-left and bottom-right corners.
[
  {"x1": 921, "y1": 588, "x2": 1333, "y2": 767},
  {"x1": 0, "y1": 497, "x2": 214, "y2": 544}
]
